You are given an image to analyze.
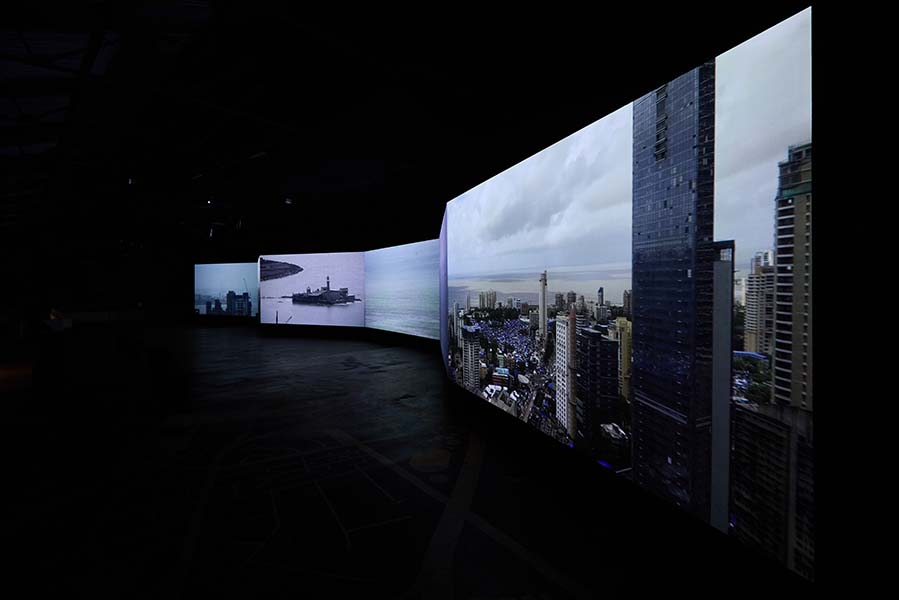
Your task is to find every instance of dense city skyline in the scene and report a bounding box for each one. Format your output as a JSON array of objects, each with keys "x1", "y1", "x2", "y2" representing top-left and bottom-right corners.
[{"x1": 443, "y1": 7, "x2": 813, "y2": 582}]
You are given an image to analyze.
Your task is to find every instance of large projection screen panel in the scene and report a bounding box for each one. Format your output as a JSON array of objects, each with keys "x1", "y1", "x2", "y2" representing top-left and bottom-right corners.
[
  {"x1": 444, "y1": 8, "x2": 812, "y2": 580},
  {"x1": 194, "y1": 263, "x2": 259, "y2": 316},
  {"x1": 364, "y1": 239, "x2": 439, "y2": 340},
  {"x1": 439, "y1": 211, "x2": 449, "y2": 370},
  {"x1": 259, "y1": 252, "x2": 364, "y2": 327}
]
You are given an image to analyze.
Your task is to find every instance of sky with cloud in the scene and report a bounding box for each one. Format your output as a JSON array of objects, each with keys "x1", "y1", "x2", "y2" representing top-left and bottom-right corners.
[
  {"x1": 446, "y1": 7, "x2": 810, "y2": 296},
  {"x1": 715, "y1": 7, "x2": 812, "y2": 275},
  {"x1": 446, "y1": 103, "x2": 633, "y2": 285}
]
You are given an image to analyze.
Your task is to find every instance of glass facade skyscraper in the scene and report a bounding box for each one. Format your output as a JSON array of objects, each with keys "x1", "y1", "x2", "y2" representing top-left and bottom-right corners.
[{"x1": 631, "y1": 61, "x2": 724, "y2": 522}]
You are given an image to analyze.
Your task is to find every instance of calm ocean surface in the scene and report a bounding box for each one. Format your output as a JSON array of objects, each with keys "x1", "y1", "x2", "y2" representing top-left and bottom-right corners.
[
  {"x1": 260, "y1": 297, "x2": 364, "y2": 327},
  {"x1": 365, "y1": 282, "x2": 438, "y2": 339}
]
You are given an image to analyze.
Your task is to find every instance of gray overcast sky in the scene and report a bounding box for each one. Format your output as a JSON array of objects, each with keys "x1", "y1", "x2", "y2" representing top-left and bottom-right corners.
[
  {"x1": 194, "y1": 262, "x2": 258, "y2": 296},
  {"x1": 715, "y1": 7, "x2": 812, "y2": 275},
  {"x1": 447, "y1": 103, "x2": 632, "y2": 280},
  {"x1": 446, "y1": 7, "x2": 810, "y2": 289}
]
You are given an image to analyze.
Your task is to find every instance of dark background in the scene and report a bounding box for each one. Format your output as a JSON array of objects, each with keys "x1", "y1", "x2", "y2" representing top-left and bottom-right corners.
[
  {"x1": 3, "y1": 2, "x2": 828, "y2": 594},
  {"x1": 2, "y1": 2, "x2": 815, "y2": 329}
]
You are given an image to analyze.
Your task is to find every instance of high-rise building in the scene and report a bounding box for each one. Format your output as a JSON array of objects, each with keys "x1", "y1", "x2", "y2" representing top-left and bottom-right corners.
[
  {"x1": 575, "y1": 327, "x2": 619, "y2": 454},
  {"x1": 487, "y1": 290, "x2": 497, "y2": 311},
  {"x1": 538, "y1": 272, "x2": 547, "y2": 343},
  {"x1": 576, "y1": 295, "x2": 585, "y2": 313},
  {"x1": 555, "y1": 292, "x2": 565, "y2": 311},
  {"x1": 732, "y1": 142, "x2": 814, "y2": 580},
  {"x1": 226, "y1": 290, "x2": 252, "y2": 316},
  {"x1": 744, "y1": 250, "x2": 775, "y2": 355},
  {"x1": 461, "y1": 324, "x2": 481, "y2": 392},
  {"x1": 466, "y1": 294, "x2": 471, "y2": 311},
  {"x1": 616, "y1": 317, "x2": 632, "y2": 405},
  {"x1": 772, "y1": 143, "x2": 812, "y2": 411},
  {"x1": 595, "y1": 304, "x2": 611, "y2": 322},
  {"x1": 453, "y1": 302, "x2": 462, "y2": 348},
  {"x1": 566, "y1": 290, "x2": 577, "y2": 309},
  {"x1": 597, "y1": 287, "x2": 604, "y2": 307},
  {"x1": 734, "y1": 277, "x2": 746, "y2": 307},
  {"x1": 555, "y1": 308, "x2": 577, "y2": 438},
  {"x1": 730, "y1": 401, "x2": 814, "y2": 579},
  {"x1": 575, "y1": 313, "x2": 588, "y2": 331},
  {"x1": 623, "y1": 290, "x2": 632, "y2": 318},
  {"x1": 631, "y1": 62, "x2": 733, "y2": 532},
  {"x1": 478, "y1": 291, "x2": 487, "y2": 309}
]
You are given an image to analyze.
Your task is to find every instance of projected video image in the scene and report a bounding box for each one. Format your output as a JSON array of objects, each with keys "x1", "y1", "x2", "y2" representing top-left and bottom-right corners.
[
  {"x1": 445, "y1": 8, "x2": 812, "y2": 580},
  {"x1": 439, "y1": 211, "x2": 449, "y2": 371},
  {"x1": 364, "y1": 239, "x2": 439, "y2": 340},
  {"x1": 194, "y1": 262, "x2": 259, "y2": 316},
  {"x1": 259, "y1": 252, "x2": 364, "y2": 327}
]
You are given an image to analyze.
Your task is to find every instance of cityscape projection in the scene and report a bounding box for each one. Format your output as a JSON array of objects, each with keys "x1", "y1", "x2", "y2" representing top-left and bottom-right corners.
[
  {"x1": 364, "y1": 239, "x2": 439, "y2": 340},
  {"x1": 443, "y1": 8, "x2": 812, "y2": 580},
  {"x1": 259, "y1": 252, "x2": 364, "y2": 327},
  {"x1": 194, "y1": 262, "x2": 259, "y2": 317}
]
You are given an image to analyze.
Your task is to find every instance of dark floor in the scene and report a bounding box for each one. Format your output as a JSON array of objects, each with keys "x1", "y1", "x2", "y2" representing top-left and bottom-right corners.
[{"x1": 3, "y1": 324, "x2": 809, "y2": 597}]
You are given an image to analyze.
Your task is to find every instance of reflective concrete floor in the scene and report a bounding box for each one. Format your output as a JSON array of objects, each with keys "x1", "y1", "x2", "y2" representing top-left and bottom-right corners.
[{"x1": 4, "y1": 324, "x2": 806, "y2": 597}]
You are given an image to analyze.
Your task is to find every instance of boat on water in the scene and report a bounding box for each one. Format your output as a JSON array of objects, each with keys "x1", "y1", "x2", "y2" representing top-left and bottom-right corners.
[{"x1": 292, "y1": 276, "x2": 359, "y2": 305}]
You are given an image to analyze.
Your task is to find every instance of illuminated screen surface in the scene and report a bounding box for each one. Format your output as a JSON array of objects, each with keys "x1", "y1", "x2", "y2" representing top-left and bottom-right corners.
[
  {"x1": 439, "y1": 211, "x2": 448, "y2": 369},
  {"x1": 259, "y1": 252, "x2": 364, "y2": 327},
  {"x1": 364, "y1": 239, "x2": 439, "y2": 340},
  {"x1": 194, "y1": 262, "x2": 259, "y2": 317},
  {"x1": 444, "y1": 8, "x2": 813, "y2": 580}
]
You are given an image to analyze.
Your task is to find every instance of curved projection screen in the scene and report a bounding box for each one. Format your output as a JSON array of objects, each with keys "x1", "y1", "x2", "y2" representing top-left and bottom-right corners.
[
  {"x1": 259, "y1": 252, "x2": 365, "y2": 327},
  {"x1": 442, "y1": 8, "x2": 813, "y2": 580},
  {"x1": 439, "y1": 211, "x2": 449, "y2": 369},
  {"x1": 364, "y1": 239, "x2": 439, "y2": 340},
  {"x1": 194, "y1": 262, "x2": 259, "y2": 317}
]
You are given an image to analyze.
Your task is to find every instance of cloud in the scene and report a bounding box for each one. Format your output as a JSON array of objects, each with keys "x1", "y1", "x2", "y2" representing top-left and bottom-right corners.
[
  {"x1": 448, "y1": 104, "x2": 632, "y2": 278},
  {"x1": 715, "y1": 7, "x2": 812, "y2": 272},
  {"x1": 446, "y1": 8, "x2": 811, "y2": 282}
]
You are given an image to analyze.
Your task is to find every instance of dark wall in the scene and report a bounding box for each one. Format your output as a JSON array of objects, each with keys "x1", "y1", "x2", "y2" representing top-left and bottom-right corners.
[{"x1": 3, "y1": 4, "x2": 814, "y2": 332}]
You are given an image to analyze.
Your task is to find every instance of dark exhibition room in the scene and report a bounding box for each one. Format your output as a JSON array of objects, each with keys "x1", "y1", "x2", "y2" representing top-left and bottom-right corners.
[{"x1": 3, "y1": 3, "x2": 827, "y2": 597}]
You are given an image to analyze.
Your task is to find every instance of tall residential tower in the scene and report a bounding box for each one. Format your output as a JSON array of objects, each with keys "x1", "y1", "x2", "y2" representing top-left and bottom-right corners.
[
  {"x1": 538, "y1": 271, "x2": 548, "y2": 343},
  {"x1": 555, "y1": 308, "x2": 578, "y2": 439},
  {"x1": 731, "y1": 143, "x2": 813, "y2": 580},
  {"x1": 744, "y1": 250, "x2": 775, "y2": 355}
]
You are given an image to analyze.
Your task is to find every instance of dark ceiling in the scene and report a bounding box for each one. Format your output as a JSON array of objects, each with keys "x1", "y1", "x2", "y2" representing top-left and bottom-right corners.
[{"x1": 1, "y1": 2, "x2": 813, "y2": 319}]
